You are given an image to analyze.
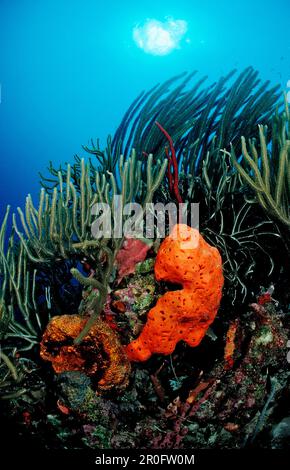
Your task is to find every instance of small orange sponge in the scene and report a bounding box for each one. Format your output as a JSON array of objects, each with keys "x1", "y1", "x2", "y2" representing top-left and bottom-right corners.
[{"x1": 125, "y1": 224, "x2": 224, "y2": 361}]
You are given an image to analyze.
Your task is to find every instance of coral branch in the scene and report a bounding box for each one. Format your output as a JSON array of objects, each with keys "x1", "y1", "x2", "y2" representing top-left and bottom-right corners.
[{"x1": 155, "y1": 121, "x2": 183, "y2": 204}]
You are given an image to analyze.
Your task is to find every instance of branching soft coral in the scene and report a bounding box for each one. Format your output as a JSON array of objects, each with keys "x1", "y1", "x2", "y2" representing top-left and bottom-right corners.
[{"x1": 224, "y1": 96, "x2": 290, "y2": 227}]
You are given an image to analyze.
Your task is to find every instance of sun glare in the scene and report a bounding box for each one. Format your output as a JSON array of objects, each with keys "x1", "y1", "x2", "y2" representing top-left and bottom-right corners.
[{"x1": 133, "y1": 18, "x2": 188, "y2": 56}]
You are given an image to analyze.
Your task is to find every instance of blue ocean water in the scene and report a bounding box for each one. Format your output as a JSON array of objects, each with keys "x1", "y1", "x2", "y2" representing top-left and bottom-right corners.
[{"x1": 0, "y1": 0, "x2": 289, "y2": 223}]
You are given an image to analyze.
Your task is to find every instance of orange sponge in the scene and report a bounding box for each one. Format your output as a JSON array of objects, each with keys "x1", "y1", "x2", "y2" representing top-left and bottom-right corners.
[{"x1": 125, "y1": 224, "x2": 224, "y2": 361}]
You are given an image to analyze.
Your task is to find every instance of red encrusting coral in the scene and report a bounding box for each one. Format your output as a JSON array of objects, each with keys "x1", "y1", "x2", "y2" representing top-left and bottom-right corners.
[
  {"x1": 126, "y1": 224, "x2": 224, "y2": 361},
  {"x1": 257, "y1": 292, "x2": 272, "y2": 305},
  {"x1": 224, "y1": 319, "x2": 239, "y2": 370},
  {"x1": 115, "y1": 237, "x2": 151, "y2": 283}
]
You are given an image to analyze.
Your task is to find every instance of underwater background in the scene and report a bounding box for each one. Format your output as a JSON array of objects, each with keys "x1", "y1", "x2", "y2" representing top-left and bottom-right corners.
[
  {"x1": 1, "y1": 0, "x2": 290, "y2": 455},
  {"x1": 0, "y1": 0, "x2": 290, "y2": 222}
]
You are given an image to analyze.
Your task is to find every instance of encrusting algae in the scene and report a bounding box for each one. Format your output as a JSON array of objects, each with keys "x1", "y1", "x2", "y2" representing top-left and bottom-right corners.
[{"x1": 126, "y1": 224, "x2": 224, "y2": 361}]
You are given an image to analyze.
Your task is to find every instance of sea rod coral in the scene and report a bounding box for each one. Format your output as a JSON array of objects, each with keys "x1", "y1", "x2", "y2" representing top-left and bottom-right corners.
[{"x1": 224, "y1": 94, "x2": 290, "y2": 227}]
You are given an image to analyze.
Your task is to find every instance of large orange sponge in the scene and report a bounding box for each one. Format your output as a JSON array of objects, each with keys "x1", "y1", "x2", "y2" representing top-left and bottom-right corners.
[{"x1": 125, "y1": 224, "x2": 224, "y2": 361}]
